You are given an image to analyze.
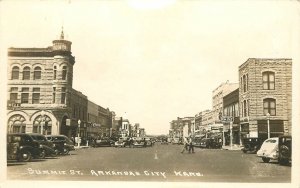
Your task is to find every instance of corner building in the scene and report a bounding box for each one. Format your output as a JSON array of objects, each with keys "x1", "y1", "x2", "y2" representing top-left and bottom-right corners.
[
  {"x1": 239, "y1": 58, "x2": 292, "y2": 141},
  {"x1": 7, "y1": 31, "x2": 88, "y2": 137}
]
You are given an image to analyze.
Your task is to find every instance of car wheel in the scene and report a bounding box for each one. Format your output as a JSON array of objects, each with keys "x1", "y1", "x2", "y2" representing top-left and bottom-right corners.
[
  {"x1": 262, "y1": 157, "x2": 270, "y2": 163},
  {"x1": 278, "y1": 158, "x2": 289, "y2": 165},
  {"x1": 63, "y1": 148, "x2": 70, "y2": 155},
  {"x1": 279, "y1": 145, "x2": 290, "y2": 158},
  {"x1": 18, "y1": 150, "x2": 32, "y2": 162},
  {"x1": 39, "y1": 150, "x2": 46, "y2": 159}
]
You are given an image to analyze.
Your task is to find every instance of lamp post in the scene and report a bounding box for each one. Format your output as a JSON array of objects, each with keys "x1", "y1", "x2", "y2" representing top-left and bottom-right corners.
[
  {"x1": 266, "y1": 113, "x2": 270, "y2": 139},
  {"x1": 40, "y1": 110, "x2": 45, "y2": 135},
  {"x1": 77, "y1": 119, "x2": 81, "y2": 148},
  {"x1": 230, "y1": 119, "x2": 233, "y2": 150}
]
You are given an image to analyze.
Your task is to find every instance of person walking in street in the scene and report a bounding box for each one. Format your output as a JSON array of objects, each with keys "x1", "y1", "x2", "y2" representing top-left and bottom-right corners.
[
  {"x1": 181, "y1": 137, "x2": 189, "y2": 153},
  {"x1": 188, "y1": 136, "x2": 195, "y2": 153}
]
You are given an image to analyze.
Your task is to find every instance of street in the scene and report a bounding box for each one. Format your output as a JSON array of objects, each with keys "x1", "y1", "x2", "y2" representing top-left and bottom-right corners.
[{"x1": 7, "y1": 143, "x2": 291, "y2": 182}]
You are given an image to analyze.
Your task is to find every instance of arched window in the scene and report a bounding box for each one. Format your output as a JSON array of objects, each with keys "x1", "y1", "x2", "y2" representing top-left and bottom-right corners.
[
  {"x1": 8, "y1": 114, "x2": 26, "y2": 133},
  {"x1": 34, "y1": 67, "x2": 41, "y2": 80},
  {"x1": 262, "y1": 71, "x2": 275, "y2": 90},
  {"x1": 62, "y1": 66, "x2": 67, "y2": 80},
  {"x1": 23, "y1": 66, "x2": 30, "y2": 80},
  {"x1": 11, "y1": 66, "x2": 19, "y2": 80},
  {"x1": 53, "y1": 66, "x2": 57, "y2": 80},
  {"x1": 263, "y1": 98, "x2": 276, "y2": 116},
  {"x1": 33, "y1": 115, "x2": 52, "y2": 135}
]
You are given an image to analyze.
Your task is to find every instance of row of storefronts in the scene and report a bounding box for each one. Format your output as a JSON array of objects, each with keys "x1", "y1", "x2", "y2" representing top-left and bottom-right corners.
[{"x1": 169, "y1": 58, "x2": 292, "y2": 146}]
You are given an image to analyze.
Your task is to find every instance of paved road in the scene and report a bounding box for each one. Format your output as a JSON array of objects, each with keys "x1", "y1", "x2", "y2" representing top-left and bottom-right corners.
[{"x1": 7, "y1": 143, "x2": 291, "y2": 182}]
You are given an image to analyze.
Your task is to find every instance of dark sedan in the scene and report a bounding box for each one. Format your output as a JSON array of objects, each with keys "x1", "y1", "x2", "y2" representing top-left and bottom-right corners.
[
  {"x1": 46, "y1": 135, "x2": 75, "y2": 155},
  {"x1": 92, "y1": 137, "x2": 114, "y2": 147},
  {"x1": 28, "y1": 133, "x2": 56, "y2": 158}
]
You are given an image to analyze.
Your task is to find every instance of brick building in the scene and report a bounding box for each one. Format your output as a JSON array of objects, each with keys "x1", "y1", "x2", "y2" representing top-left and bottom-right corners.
[
  {"x1": 6, "y1": 30, "x2": 114, "y2": 140},
  {"x1": 223, "y1": 88, "x2": 240, "y2": 145},
  {"x1": 239, "y1": 58, "x2": 292, "y2": 140}
]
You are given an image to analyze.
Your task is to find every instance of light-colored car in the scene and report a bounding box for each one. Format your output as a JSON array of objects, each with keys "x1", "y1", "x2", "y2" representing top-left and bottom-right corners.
[
  {"x1": 132, "y1": 137, "x2": 145, "y2": 147},
  {"x1": 257, "y1": 137, "x2": 279, "y2": 163},
  {"x1": 114, "y1": 137, "x2": 127, "y2": 147}
]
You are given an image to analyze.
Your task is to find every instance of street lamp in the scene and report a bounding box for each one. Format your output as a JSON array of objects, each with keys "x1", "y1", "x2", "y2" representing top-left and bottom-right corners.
[
  {"x1": 77, "y1": 119, "x2": 81, "y2": 148},
  {"x1": 40, "y1": 110, "x2": 45, "y2": 135},
  {"x1": 266, "y1": 113, "x2": 270, "y2": 139}
]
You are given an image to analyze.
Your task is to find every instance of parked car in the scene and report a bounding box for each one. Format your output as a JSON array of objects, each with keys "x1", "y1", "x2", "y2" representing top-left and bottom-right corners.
[
  {"x1": 92, "y1": 137, "x2": 114, "y2": 147},
  {"x1": 114, "y1": 137, "x2": 127, "y2": 147},
  {"x1": 144, "y1": 137, "x2": 153, "y2": 147},
  {"x1": 172, "y1": 137, "x2": 180, "y2": 144},
  {"x1": 192, "y1": 137, "x2": 203, "y2": 147},
  {"x1": 45, "y1": 135, "x2": 75, "y2": 155},
  {"x1": 7, "y1": 133, "x2": 42, "y2": 162},
  {"x1": 28, "y1": 133, "x2": 56, "y2": 158},
  {"x1": 241, "y1": 137, "x2": 263, "y2": 153},
  {"x1": 199, "y1": 138, "x2": 221, "y2": 149},
  {"x1": 278, "y1": 135, "x2": 292, "y2": 165},
  {"x1": 132, "y1": 137, "x2": 145, "y2": 147},
  {"x1": 257, "y1": 137, "x2": 279, "y2": 163},
  {"x1": 161, "y1": 137, "x2": 168, "y2": 145}
]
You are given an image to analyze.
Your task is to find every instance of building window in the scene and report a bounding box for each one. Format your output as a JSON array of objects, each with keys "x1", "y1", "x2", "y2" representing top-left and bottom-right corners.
[
  {"x1": 61, "y1": 87, "x2": 66, "y2": 104},
  {"x1": 53, "y1": 66, "x2": 57, "y2": 80},
  {"x1": 22, "y1": 66, "x2": 30, "y2": 80},
  {"x1": 243, "y1": 100, "x2": 247, "y2": 117},
  {"x1": 33, "y1": 115, "x2": 52, "y2": 135},
  {"x1": 62, "y1": 66, "x2": 67, "y2": 80},
  {"x1": 34, "y1": 67, "x2": 42, "y2": 80},
  {"x1": 262, "y1": 71, "x2": 275, "y2": 90},
  {"x1": 263, "y1": 98, "x2": 276, "y2": 116},
  {"x1": 10, "y1": 87, "x2": 18, "y2": 101},
  {"x1": 12, "y1": 66, "x2": 19, "y2": 80},
  {"x1": 52, "y1": 87, "x2": 56, "y2": 103},
  {"x1": 21, "y1": 88, "x2": 29, "y2": 104},
  {"x1": 32, "y1": 88, "x2": 40, "y2": 104},
  {"x1": 243, "y1": 75, "x2": 247, "y2": 92},
  {"x1": 8, "y1": 114, "x2": 26, "y2": 133}
]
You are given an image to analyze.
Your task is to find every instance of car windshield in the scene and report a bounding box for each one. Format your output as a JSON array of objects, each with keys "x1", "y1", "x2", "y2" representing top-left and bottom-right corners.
[
  {"x1": 265, "y1": 139, "x2": 277, "y2": 143},
  {"x1": 31, "y1": 135, "x2": 47, "y2": 141}
]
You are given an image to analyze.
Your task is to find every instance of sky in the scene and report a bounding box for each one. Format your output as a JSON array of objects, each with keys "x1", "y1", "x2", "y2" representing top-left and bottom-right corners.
[{"x1": 0, "y1": 0, "x2": 299, "y2": 135}]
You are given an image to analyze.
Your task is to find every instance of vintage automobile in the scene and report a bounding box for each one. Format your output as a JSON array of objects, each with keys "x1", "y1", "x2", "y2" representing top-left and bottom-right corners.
[
  {"x1": 241, "y1": 137, "x2": 263, "y2": 153},
  {"x1": 114, "y1": 137, "x2": 127, "y2": 147},
  {"x1": 192, "y1": 137, "x2": 203, "y2": 147},
  {"x1": 92, "y1": 137, "x2": 114, "y2": 147},
  {"x1": 28, "y1": 133, "x2": 56, "y2": 158},
  {"x1": 7, "y1": 133, "x2": 42, "y2": 162},
  {"x1": 45, "y1": 135, "x2": 75, "y2": 155},
  {"x1": 144, "y1": 137, "x2": 153, "y2": 147},
  {"x1": 172, "y1": 137, "x2": 180, "y2": 144},
  {"x1": 257, "y1": 137, "x2": 279, "y2": 163},
  {"x1": 132, "y1": 137, "x2": 145, "y2": 147},
  {"x1": 199, "y1": 138, "x2": 221, "y2": 149},
  {"x1": 278, "y1": 135, "x2": 292, "y2": 165},
  {"x1": 161, "y1": 137, "x2": 168, "y2": 145}
]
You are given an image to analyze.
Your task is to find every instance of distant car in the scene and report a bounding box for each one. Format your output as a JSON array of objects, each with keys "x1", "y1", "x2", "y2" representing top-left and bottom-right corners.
[
  {"x1": 241, "y1": 137, "x2": 263, "y2": 153},
  {"x1": 192, "y1": 137, "x2": 202, "y2": 147},
  {"x1": 132, "y1": 137, "x2": 145, "y2": 147},
  {"x1": 114, "y1": 137, "x2": 127, "y2": 147},
  {"x1": 257, "y1": 137, "x2": 279, "y2": 163},
  {"x1": 278, "y1": 135, "x2": 292, "y2": 165},
  {"x1": 161, "y1": 137, "x2": 168, "y2": 144},
  {"x1": 92, "y1": 137, "x2": 114, "y2": 147},
  {"x1": 172, "y1": 137, "x2": 180, "y2": 144},
  {"x1": 199, "y1": 138, "x2": 221, "y2": 149},
  {"x1": 7, "y1": 133, "x2": 42, "y2": 162},
  {"x1": 46, "y1": 135, "x2": 75, "y2": 155},
  {"x1": 145, "y1": 137, "x2": 153, "y2": 147},
  {"x1": 28, "y1": 133, "x2": 56, "y2": 158}
]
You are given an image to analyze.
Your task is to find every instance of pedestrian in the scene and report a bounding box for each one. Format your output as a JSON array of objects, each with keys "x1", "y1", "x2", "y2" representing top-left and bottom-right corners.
[
  {"x1": 181, "y1": 137, "x2": 189, "y2": 153},
  {"x1": 188, "y1": 136, "x2": 195, "y2": 153}
]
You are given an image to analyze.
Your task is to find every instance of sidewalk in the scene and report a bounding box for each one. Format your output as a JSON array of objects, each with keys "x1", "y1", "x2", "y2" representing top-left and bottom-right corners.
[
  {"x1": 74, "y1": 145, "x2": 90, "y2": 150},
  {"x1": 222, "y1": 144, "x2": 243, "y2": 151}
]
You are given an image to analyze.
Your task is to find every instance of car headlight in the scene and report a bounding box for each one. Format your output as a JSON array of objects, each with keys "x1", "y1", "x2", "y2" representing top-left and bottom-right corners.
[
  {"x1": 39, "y1": 144, "x2": 43, "y2": 148},
  {"x1": 64, "y1": 143, "x2": 67, "y2": 146}
]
